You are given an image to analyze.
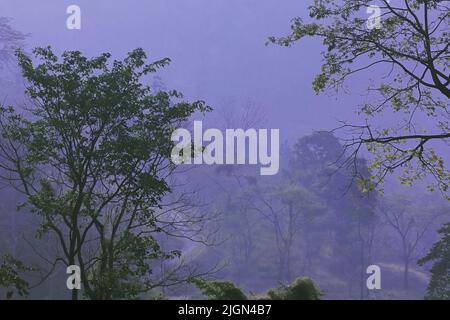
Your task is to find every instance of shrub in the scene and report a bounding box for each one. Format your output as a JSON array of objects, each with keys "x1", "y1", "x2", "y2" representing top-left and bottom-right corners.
[
  {"x1": 191, "y1": 279, "x2": 247, "y2": 300},
  {"x1": 267, "y1": 277, "x2": 322, "y2": 300}
]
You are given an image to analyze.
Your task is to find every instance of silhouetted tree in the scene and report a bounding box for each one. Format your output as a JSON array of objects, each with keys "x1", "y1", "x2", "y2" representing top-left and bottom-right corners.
[
  {"x1": 270, "y1": 0, "x2": 450, "y2": 196},
  {"x1": 0, "y1": 47, "x2": 210, "y2": 299}
]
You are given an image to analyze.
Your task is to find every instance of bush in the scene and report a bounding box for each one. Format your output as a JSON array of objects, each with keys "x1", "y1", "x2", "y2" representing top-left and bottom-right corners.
[
  {"x1": 267, "y1": 277, "x2": 322, "y2": 300},
  {"x1": 191, "y1": 277, "x2": 322, "y2": 300},
  {"x1": 191, "y1": 279, "x2": 248, "y2": 300}
]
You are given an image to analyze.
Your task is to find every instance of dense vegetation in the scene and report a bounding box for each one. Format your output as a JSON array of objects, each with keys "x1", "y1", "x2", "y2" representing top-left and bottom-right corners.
[{"x1": 0, "y1": 0, "x2": 449, "y2": 300}]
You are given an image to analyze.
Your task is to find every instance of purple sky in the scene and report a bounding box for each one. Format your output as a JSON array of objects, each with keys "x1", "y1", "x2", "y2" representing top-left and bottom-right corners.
[{"x1": 0, "y1": 0, "x2": 368, "y2": 142}]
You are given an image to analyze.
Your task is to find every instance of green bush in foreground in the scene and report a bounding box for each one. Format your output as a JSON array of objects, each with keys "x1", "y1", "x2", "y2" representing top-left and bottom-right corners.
[
  {"x1": 191, "y1": 279, "x2": 248, "y2": 300},
  {"x1": 192, "y1": 277, "x2": 322, "y2": 300},
  {"x1": 267, "y1": 277, "x2": 322, "y2": 300}
]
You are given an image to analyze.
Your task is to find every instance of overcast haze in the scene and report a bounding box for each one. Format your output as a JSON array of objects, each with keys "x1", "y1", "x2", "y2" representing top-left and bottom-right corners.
[
  {"x1": 1, "y1": 0, "x2": 448, "y2": 301},
  {"x1": 0, "y1": 0, "x2": 366, "y2": 140}
]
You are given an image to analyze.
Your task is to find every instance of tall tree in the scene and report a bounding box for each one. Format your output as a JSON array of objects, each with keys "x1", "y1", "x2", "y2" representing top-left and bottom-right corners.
[
  {"x1": 250, "y1": 182, "x2": 325, "y2": 283},
  {"x1": 0, "y1": 47, "x2": 210, "y2": 299},
  {"x1": 270, "y1": 0, "x2": 449, "y2": 298},
  {"x1": 291, "y1": 132, "x2": 378, "y2": 299},
  {"x1": 380, "y1": 194, "x2": 439, "y2": 291},
  {"x1": 0, "y1": 17, "x2": 26, "y2": 261}
]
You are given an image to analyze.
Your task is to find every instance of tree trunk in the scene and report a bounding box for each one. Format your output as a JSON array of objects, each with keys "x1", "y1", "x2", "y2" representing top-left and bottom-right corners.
[
  {"x1": 72, "y1": 288, "x2": 78, "y2": 300},
  {"x1": 404, "y1": 260, "x2": 409, "y2": 292}
]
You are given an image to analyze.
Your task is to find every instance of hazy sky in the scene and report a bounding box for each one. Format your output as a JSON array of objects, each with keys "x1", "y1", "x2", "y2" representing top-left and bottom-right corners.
[{"x1": 0, "y1": 0, "x2": 386, "y2": 141}]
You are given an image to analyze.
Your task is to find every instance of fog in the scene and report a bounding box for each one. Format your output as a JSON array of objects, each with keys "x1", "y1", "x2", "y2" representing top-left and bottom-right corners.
[{"x1": 0, "y1": 0, "x2": 448, "y2": 300}]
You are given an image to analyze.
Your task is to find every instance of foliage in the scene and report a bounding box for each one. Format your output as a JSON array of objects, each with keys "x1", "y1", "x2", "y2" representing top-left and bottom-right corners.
[
  {"x1": 194, "y1": 132, "x2": 379, "y2": 299},
  {"x1": 88, "y1": 231, "x2": 181, "y2": 299},
  {"x1": 191, "y1": 279, "x2": 248, "y2": 300},
  {"x1": 266, "y1": 277, "x2": 322, "y2": 300},
  {"x1": 0, "y1": 47, "x2": 210, "y2": 299},
  {"x1": 191, "y1": 277, "x2": 322, "y2": 300},
  {"x1": 270, "y1": 0, "x2": 450, "y2": 196},
  {"x1": 270, "y1": 1, "x2": 449, "y2": 299},
  {"x1": 418, "y1": 222, "x2": 450, "y2": 300},
  {"x1": 0, "y1": 254, "x2": 34, "y2": 299},
  {"x1": 0, "y1": 17, "x2": 26, "y2": 66}
]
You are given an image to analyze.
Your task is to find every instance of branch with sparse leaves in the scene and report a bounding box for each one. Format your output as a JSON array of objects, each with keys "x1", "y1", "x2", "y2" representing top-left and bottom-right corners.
[{"x1": 270, "y1": 0, "x2": 450, "y2": 196}]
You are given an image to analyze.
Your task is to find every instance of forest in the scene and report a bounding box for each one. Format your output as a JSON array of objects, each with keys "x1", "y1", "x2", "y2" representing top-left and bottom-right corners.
[{"x1": 0, "y1": 0, "x2": 449, "y2": 300}]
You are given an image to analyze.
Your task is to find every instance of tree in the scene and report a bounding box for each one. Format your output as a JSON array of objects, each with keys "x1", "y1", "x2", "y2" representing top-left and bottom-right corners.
[
  {"x1": 380, "y1": 194, "x2": 439, "y2": 291},
  {"x1": 291, "y1": 132, "x2": 378, "y2": 299},
  {"x1": 270, "y1": 0, "x2": 449, "y2": 299},
  {"x1": 267, "y1": 277, "x2": 322, "y2": 300},
  {"x1": 191, "y1": 279, "x2": 248, "y2": 300},
  {"x1": 0, "y1": 47, "x2": 210, "y2": 299},
  {"x1": 191, "y1": 277, "x2": 322, "y2": 300},
  {"x1": 270, "y1": 0, "x2": 450, "y2": 195},
  {"x1": 418, "y1": 222, "x2": 450, "y2": 299}
]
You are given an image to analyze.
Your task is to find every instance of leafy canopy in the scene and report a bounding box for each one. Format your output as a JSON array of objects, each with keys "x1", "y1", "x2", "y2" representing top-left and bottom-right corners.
[
  {"x1": 0, "y1": 47, "x2": 210, "y2": 299},
  {"x1": 270, "y1": 0, "x2": 450, "y2": 196},
  {"x1": 418, "y1": 222, "x2": 450, "y2": 299}
]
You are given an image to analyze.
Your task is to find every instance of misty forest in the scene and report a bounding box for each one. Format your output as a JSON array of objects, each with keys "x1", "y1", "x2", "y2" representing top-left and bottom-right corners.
[{"x1": 0, "y1": 1, "x2": 449, "y2": 300}]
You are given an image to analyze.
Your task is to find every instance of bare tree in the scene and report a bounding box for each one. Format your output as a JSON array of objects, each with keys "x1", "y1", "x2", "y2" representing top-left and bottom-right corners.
[
  {"x1": 250, "y1": 183, "x2": 325, "y2": 283},
  {"x1": 379, "y1": 194, "x2": 442, "y2": 291}
]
